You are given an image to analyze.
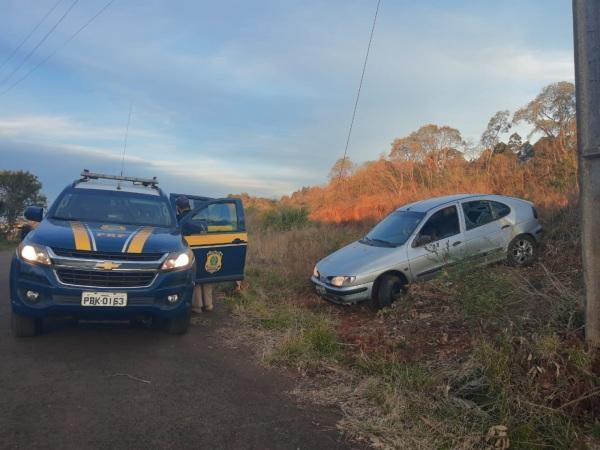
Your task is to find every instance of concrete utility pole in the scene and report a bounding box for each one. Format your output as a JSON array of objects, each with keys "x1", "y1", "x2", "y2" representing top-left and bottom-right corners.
[{"x1": 573, "y1": 0, "x2": 600, "y2": 345}]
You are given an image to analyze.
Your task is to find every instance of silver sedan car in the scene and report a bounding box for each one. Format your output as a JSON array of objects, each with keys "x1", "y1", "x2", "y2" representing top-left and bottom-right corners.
[{"x1": 311, "y1": 194, "x2": 543, "y2": 309}]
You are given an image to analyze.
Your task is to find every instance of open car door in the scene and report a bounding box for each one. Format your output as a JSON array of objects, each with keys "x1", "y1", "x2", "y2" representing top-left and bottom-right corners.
[{"x1": 176, "y1": 195, "x2": 247, "y2": 283}]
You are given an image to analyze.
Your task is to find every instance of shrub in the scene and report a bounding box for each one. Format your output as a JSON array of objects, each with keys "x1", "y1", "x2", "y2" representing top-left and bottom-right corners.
[{"x1": 261, "y1": 206, "x2": 310, "y2": 231}]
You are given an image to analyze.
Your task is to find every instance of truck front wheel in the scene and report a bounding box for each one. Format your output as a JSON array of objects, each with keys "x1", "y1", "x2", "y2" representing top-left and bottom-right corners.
[
  {"x1": 165, "y1": 312, "x2": 191, "y2": 335},
  {"x1": 11, "y1": 312, "x2": 40, "y2": 337}
]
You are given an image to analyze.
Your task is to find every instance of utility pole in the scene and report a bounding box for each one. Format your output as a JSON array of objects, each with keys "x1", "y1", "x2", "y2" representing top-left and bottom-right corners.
[{"x1": 573, "y1": 0, "x2": 600, "y2": 345}]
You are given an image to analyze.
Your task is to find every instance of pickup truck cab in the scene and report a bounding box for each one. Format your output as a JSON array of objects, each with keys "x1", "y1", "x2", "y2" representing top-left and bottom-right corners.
[{"x1": 9, "y1": 171, "x2": 247, "y2": 337}]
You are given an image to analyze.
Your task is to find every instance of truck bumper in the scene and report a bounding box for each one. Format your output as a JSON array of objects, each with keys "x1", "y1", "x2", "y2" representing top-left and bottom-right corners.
[
  {"x1": 310, "y1": 276, "x2": 373, "y2": 305},
  {"x1": 10, "y1": 256, "x2": 193, "y2": 320}
]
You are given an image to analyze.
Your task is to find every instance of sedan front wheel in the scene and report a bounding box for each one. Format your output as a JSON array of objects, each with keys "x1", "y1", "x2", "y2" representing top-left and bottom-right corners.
[{"x1": 370, "y1": 274, "x2": 404, "y2": 310}]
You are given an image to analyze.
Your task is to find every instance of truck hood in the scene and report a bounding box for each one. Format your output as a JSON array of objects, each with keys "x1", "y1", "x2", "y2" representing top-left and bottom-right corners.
[
  {"x1": 28, "y1": 218, "x2": 184, "y2": 254},
  {"x1": 317, "y1": 240, "x2": 406, "y2": 276}
]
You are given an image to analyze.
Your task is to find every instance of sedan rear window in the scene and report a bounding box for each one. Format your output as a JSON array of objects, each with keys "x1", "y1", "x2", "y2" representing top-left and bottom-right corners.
[{"x1": 362, "y1": 211, "x2": 425, "y2": 247}]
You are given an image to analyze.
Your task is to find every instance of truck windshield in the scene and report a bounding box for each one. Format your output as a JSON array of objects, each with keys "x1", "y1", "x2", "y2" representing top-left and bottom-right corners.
[
  {"x1": 362, "y1": 210, "x2": 425, "y2": 247},
  {"x1": 50, "y1": 189, "x2": 175, "y2": 228}
]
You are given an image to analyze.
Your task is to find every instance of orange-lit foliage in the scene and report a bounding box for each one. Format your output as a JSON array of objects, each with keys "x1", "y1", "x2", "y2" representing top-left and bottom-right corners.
[{"x1": 282, "y1": 136, "x2": 577, "y2": 223}]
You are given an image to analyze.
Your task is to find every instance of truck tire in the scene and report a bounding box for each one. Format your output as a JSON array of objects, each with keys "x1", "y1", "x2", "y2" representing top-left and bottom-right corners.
[
  {"x1": 370, "y1": 274, "x2": 404, "y2": 310},
  {"x1": 165, "y1": 312, "x2": 191, "y2": 335},
  {"x1": 11, "y1": 312, "x2": 39, "y2": 337}
]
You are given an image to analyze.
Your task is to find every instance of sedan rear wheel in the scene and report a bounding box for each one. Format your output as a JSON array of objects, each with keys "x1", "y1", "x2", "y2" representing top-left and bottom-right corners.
[{"x1": 508, "y1": 235, "x2": 537, "y2": 266}]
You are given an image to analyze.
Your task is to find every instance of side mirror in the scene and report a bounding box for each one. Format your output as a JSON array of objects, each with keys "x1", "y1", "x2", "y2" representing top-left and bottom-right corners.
[
  {"x1": 414, "y1": 234, "x2": 433, "y2": 247},
  {"x1": 24, "y1": 206, "x2": 44, "y2": 222}
]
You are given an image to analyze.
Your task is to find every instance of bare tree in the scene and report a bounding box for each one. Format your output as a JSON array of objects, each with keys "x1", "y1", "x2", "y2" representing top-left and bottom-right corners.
[
  {"x1": 389, "y1": 124, "x2": 465, "y2": 161},
  {"x1": 481, "y1": 110, "x2": 512, "y2": 150},
  {"x1": 513, "y1": 81, "x2": 576, "y2": 141},
  {"x1": 329, "y1": 157, "x2": 355, "y2": 180}
]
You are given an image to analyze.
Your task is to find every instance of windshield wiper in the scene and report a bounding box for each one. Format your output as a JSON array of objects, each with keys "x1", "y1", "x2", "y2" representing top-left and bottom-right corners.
[{"x1": 362, "y1": 236, "x2": 394, "y2": 247}]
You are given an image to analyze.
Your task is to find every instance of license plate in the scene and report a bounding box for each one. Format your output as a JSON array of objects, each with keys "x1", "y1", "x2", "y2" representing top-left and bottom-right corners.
[
  {"x1": 81, "y1": 292, "x2": 128, "y2": 307},
  {"x1": 315, "y1": 285, "x2": 327, "y2": 295}
]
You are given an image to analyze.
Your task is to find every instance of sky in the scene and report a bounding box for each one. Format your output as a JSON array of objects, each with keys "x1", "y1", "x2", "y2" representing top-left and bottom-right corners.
[{"x1": 0, "y1": 0, "x2": 574, "y2": 202}]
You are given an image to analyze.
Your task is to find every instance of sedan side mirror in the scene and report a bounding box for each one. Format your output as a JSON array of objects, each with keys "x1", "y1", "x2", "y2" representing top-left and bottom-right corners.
[{"x1": 24, "y1": 206, "x2": 44, "y2": 222}]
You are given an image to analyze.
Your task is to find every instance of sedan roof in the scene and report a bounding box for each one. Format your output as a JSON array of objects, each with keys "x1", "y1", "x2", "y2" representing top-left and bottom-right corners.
[{"x1": 397, "y1": 194, "x2": 484, "y2": 213}]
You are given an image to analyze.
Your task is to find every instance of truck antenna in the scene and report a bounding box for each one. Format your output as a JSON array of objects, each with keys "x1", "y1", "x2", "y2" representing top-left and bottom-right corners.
[{"x1": 119, "y1": 100, "x2": 133, "y2": 179}]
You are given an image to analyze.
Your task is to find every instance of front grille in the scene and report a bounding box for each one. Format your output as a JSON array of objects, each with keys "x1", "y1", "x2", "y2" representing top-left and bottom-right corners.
[
  {"x1": 52, "y1": 248, "x2": 164, "y2": 262},
  {"x1": 56, "y1": 268, "x2": 156, "y2": 288}
]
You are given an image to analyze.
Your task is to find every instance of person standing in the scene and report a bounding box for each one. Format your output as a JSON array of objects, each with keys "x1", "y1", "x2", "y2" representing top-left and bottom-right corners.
[
  {"x1": 175, "y1": 195, "x2": 213, "y2": 313},
  {"x1": 175, "y1": 195, "x2": 192, "y2": 221}
]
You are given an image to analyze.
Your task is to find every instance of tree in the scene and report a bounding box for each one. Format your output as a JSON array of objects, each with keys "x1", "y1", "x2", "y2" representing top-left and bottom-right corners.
[
  {"x1": 513, "y1": 81, "x2": 576, "y2": 140},
  {"x1": 0, "y1": 170, "x2": 46, "y2": 236},
  {"x1": 389, "y1": 124, "x2": 465, "y2": 161},
  {"x1": 481, "y1": 110, "x2": 512, "y2": 149},
  {"x1": 328, "y1": 157, "x2": 355, "y2": 179}
]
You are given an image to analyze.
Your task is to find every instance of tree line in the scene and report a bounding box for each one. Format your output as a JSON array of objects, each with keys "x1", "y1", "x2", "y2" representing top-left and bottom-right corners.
[{"x1": 281, "y1": 81, "x2": 576, "y2": 222}]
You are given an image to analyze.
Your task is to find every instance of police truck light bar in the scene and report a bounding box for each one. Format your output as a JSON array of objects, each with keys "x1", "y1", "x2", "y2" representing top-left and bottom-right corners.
[{"x1": 80, "y1": 169, "x2": 159, "y2": 186}]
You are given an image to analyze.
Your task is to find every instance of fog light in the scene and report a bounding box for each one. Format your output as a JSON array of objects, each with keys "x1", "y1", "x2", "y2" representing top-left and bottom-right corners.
[
  {"x1": 167, "y1": 294, "x2": 179, "y2": 304},
  {"x1": 26, "y1": 290, "x2": 40, "y2": 302}
]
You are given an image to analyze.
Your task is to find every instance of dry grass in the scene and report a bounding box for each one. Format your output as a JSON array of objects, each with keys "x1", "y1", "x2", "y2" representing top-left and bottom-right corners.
[{"x1": 221, "y1": 203, "x2": 598, "y2": 449}]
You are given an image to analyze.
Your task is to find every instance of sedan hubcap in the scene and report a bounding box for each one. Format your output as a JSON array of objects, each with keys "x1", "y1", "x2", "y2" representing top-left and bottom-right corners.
[{"x1": 512, "y1": 239, "x2": 534, "y2": 264}]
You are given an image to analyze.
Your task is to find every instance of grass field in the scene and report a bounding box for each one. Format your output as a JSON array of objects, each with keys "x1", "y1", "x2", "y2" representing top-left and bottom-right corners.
[{"x1": 222, "y1": 205, "x2": 598, "y2": 449}]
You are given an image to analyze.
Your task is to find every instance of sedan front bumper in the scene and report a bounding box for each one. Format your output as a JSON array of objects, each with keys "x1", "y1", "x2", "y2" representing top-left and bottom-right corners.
[{"x1": 310, "y1": 276, "x2": 373, "y2": 305}]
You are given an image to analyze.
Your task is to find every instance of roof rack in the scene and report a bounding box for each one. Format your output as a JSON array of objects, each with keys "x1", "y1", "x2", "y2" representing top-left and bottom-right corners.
[{"x1": 79, "y1": 169, "x2": 159, "y2": 187}]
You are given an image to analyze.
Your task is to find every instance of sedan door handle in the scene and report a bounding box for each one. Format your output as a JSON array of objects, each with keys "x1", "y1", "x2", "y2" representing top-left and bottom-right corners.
[
  {"x1": 501, "y1": 225, "x2": 511, "y2": 229},
  {"x1": 452, "y1": 241, "x2": 462, "y2": 247}
]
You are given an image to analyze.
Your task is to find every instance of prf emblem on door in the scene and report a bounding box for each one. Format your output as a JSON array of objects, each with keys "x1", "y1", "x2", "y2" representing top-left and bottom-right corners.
[{"x1": 205, "y1": 251, "x2": 223, "y2": 274}]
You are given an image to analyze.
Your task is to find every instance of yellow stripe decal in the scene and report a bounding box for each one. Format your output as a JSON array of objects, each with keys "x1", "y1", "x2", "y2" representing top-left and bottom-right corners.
[
  {"x1": 127, "y1": 227, "x2": 154, "y2": 253},
  {"x1": 207, "y1": 225, "x2": 234, "y2": 232},
  {"x1": 185, "y1": 232, "x2": 248, "y2": 247},
  {"x1": 71, "y1": 222, "x2": 92, "y2": 251}
]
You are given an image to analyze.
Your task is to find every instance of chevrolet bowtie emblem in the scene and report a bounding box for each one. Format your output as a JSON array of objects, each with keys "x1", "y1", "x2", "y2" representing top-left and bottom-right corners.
[{"x1": 95, "y1": 261, "x2": 121, "y2": 270}]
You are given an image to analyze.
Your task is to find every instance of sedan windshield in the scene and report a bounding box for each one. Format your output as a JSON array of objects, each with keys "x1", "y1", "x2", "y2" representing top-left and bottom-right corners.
[
  {"x1": 362, "y1": 210, "x2": 425, "y2": 247},
  {"x1": 51, "y1": 189, "x2": 175, "y2": 228}
]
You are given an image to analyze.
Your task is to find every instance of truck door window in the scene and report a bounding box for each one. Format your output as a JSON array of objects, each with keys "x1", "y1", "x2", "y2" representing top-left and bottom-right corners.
[
  {"x1": 416, "y1": 206, "x2": 460, "y2": 245},
  {"x1": 189, "y1": 203, "x2": 239, "y2": 233}
]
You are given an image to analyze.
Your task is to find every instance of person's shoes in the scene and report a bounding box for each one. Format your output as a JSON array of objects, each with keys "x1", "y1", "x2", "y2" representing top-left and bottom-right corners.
[
  {"x1": 192, "y1": 307, "x2": 203, "y2": 314},
  {"x1": 203, "y1": 304, "x2": 214, "y2": 312}
]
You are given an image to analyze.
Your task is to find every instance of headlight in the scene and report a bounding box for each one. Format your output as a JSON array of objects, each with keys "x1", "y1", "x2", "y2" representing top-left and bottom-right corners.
[
  {"x1": 329, "y1": 276, "x2": 356, "y2": 287},
  {"x1": 161, "y1": 249, "x2": 194, "y2": 271},
  {"x1": 313, "y1": 265, "x2": 320, "y2": 278},
  {"x1": 19, "y1": 243, "x2": 51, "y2": 266}
]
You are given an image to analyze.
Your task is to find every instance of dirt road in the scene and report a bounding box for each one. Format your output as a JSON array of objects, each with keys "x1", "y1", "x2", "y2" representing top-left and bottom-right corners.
[{"x1": 0, "y1": 251, "x2": 352, "y2": 449}]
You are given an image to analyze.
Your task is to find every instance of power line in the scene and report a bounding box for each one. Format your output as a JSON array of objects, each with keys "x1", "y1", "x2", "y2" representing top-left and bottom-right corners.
[
  {"x1": 338, "y1": 0, "x2": 381, "y2": 179},
  {"x1": 0, "y1": 0, "x2": 80, "y2": 88},
  {"x1": 0, "y1": 0, "x2": 66, "y2": 74},
  {"x1": 0, "y1": 0, "x2": 116, "y2": 97}
]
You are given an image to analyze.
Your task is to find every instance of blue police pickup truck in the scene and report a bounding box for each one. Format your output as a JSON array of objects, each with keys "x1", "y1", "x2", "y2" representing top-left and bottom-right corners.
[{"x1": 9, "y1": 170, "x2": 247, "y2": 337}]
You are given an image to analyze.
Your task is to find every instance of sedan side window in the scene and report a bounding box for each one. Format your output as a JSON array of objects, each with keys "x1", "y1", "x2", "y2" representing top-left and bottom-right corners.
[
  {"x1": 491, "y1": 201, "x2": 511, "y2": 220},
  {"x1": 415, "y1": 206, "x2": 460, "y2": 246},
  {"x1": 462, "y1": 200, "x2": 495, "y2": 230}
]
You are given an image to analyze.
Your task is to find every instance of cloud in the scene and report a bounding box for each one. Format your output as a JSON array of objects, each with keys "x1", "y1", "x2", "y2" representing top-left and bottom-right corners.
[
  {"x1": 0, "y1": 137, "x2": 301, "y2": 200},
  {"x1": 0, "y1": 0, "x2": 575, "y2": 198},
  {"x1": 0, "y1": 114, "x2": 167, "y2": 142}
]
